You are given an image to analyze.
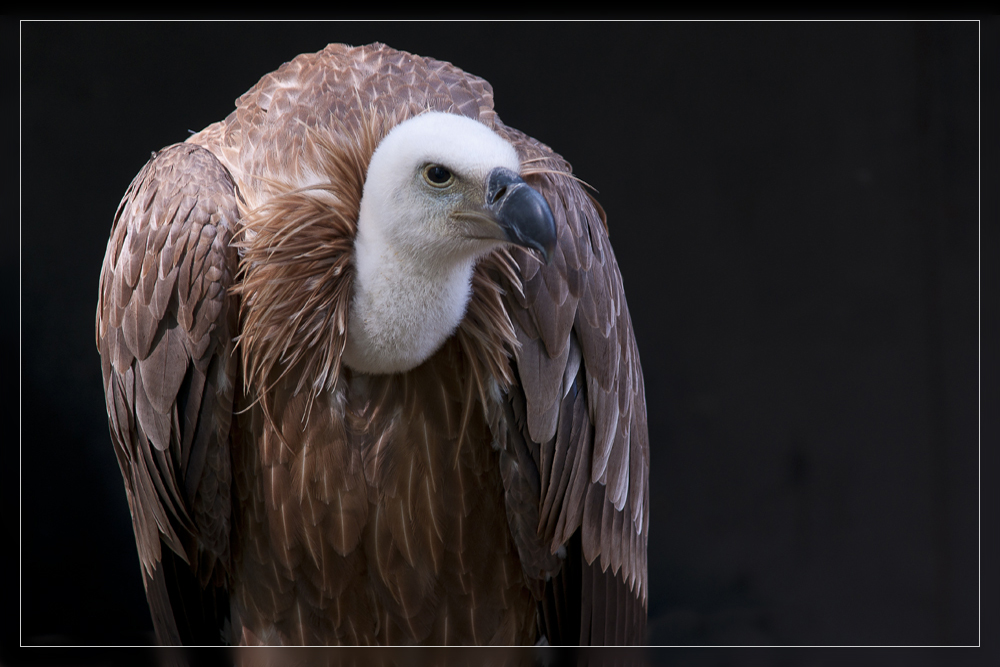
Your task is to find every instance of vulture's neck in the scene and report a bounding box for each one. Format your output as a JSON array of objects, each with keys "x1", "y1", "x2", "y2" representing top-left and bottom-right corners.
[{"x1": 342, "y1": 224, "x2": 477, "y2": 375}]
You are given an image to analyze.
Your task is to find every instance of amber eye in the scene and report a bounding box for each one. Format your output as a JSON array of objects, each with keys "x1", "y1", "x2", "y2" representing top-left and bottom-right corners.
[{"x1": 422, "y1": 164, "x2": 454, "y2": 188}]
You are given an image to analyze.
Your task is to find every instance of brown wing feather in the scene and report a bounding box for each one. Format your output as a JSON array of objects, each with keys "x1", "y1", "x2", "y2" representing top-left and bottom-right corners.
[
  {"x1": 492, "y1": 124, "x2": 650, "y2": 645},
  {"x1": 97, "y1": 142, "x2": 240, "y2": 644}
]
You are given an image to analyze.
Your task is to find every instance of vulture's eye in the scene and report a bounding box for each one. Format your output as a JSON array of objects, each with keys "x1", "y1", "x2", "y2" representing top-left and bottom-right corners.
[{"x1": 422, "y1": 164, "x2": 455, "y2": 188}]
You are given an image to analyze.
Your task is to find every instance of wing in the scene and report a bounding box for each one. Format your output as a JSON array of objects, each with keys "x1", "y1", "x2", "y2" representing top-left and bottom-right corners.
[
  {"x1": 492, "y1": 124, "x2": 649, "y2": 645},
  {"x1": 96, "y1": 142, "x2": 240, "y2": 645}
]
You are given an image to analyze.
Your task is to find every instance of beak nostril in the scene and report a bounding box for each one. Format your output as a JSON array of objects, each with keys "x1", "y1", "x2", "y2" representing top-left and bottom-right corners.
[{"x1": 492, "y1": 186, "x2": 507, "y2": 204}]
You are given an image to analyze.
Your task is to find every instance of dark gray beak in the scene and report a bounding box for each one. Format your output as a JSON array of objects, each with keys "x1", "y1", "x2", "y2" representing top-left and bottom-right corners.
[{"x1": 486, "y1": 167, "x2": 557, "y2": 264}]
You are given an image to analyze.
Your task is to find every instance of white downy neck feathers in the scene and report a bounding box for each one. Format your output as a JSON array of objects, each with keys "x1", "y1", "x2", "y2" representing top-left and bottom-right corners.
[{"x1": 342, "y1": 112, "x2": 521, "y2": 375}]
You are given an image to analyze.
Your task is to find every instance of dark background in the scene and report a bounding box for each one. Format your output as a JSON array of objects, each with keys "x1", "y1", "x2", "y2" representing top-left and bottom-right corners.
[{"x1": 13, "y1": 19, "x2": 995, "y2": 664}]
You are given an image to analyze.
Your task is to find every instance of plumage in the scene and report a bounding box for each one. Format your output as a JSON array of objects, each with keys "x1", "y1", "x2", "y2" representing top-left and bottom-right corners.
[{"x1": 97, "y1": 42, "x2": 648, "y2": 646}]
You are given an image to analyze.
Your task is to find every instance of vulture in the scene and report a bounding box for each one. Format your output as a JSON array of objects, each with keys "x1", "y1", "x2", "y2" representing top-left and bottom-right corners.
[{"x1": 96, "y1": 42, "x2": 648, "y2": 646}]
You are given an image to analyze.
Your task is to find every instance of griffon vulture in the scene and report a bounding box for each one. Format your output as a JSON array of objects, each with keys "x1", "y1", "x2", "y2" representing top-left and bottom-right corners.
[{"x1": 97, "y1": 42, "x2": 648, "y2": 646}]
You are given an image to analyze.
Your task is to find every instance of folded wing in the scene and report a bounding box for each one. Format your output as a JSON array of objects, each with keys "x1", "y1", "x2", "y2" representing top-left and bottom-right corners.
[
  {"x1": 96, "y1": 143, "x2": 240, "y2": 645},
  {"x1": 493, "y1": 124, "x2": 650, "y2": 645}
]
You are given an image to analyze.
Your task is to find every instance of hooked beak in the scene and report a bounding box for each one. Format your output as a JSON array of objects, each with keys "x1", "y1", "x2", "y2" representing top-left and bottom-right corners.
[{"x1": 485, "y1": 167, "x2": 557, "y2": 264}]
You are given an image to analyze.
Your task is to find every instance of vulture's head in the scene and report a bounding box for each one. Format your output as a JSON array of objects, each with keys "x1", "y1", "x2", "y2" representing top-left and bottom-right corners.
[
  {"x1": 344, "y1": 112, "x2": 557, "y2": 375},
  {"x1": 355, "y1": 112, "x2": 556, "y2": 268}
]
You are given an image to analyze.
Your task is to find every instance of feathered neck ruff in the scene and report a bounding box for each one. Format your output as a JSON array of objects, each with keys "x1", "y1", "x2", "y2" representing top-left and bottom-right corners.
[{"x1": 231, "y1": 110, "x2": 522, "y2": 426}]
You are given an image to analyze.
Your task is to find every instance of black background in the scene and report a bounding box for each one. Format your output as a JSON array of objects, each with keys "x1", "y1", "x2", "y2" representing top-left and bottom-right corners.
[{"x1": 13, "y1": 18, "x2": 996, "y2": 665}]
